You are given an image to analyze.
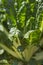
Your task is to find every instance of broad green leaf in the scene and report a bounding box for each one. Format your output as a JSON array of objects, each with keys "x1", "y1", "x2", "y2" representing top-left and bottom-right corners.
[
  {"x1": 29, "y1": 29, "x2": 41, "y2": 44},
  {"x1": 24, "y1": 29, "x2": 41, "y2": 45},
  {"x1": 24, "y1": 30, "x2": 34, "y2": 38}
]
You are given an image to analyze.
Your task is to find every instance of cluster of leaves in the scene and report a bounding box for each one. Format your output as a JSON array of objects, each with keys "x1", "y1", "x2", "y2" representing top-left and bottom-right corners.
[{"x1": 0, "y1": 0, "x2": 43, "y2": 65}]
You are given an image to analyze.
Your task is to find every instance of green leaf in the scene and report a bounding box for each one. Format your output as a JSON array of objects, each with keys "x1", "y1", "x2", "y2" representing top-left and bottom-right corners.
[
  {"x1": 0, "y1": 60, "x2": 10, "y2": 65},
  {"x1": 22, "y1": 45, "x2": 39, "y2": 61},
  {"x1": 24, "y1": 29, "x2": 41, "y2": 45},
  {"x1": 2, "y1": 0, "x2": 17, "y2": 26},
  {"x1": 17, "y1": 2, "x2": 26, "y2": 32},
  {"x1": 0, "y1": 31, "x2": 12, "y2": 47},
  {"x1": 33, "y1": 51, "x2": 43, "y2": 60}
]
